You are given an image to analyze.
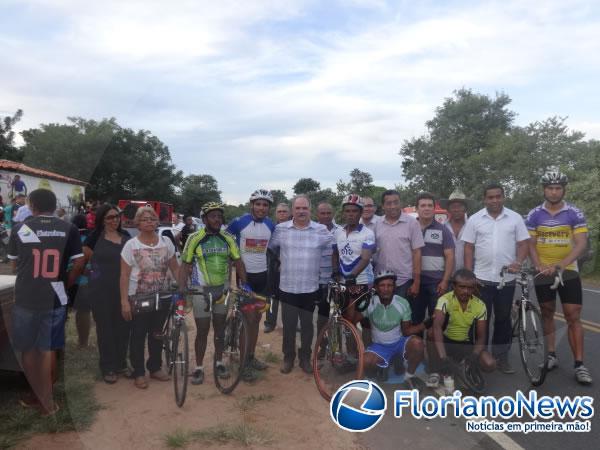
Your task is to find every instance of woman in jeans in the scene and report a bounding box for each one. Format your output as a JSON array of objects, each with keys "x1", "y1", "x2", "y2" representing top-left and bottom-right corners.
[
  {"x1": 84, "y1": 204, "x2": 131, "y2": 383},
  {"x1": 120, "y1": 206, "x2": 179, "y2": 389}
]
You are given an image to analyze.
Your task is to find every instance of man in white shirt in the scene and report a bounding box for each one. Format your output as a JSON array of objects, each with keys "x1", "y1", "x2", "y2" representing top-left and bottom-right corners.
[
  {"x1": 359, "y1": 196, "x2": 382, "y2": 231},
  {"x1": 268, "y1": 195, "x2": 332, "y2": 374},
  {"x1": 462, "y1": 184, "x2": 529, "y2": 374}
]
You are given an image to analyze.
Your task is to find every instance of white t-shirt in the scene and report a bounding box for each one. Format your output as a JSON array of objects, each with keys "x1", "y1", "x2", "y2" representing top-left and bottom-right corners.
[
  {"x1": 461, "y1": 207, "x2": 529, "y2": 283},
  {"x1": 121, "y1": 235, "x2": 176, "y2": 295},
  {"x1": 333, "y1": 224, "x2": 375, "y2": 285}
]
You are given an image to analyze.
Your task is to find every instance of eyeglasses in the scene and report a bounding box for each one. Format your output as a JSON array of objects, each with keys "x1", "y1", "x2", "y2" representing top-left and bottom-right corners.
[
  {"x1": 104, "y1": 214, "x2": 120, "y2": 221},
  {"x1": 140, "y1": 217, "x2": 158, "y2": 223}
]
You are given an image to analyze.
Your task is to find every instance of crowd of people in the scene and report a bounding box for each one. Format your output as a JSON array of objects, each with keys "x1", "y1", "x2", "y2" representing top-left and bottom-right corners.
[{"x1": 6, "y1": 170, "x2": 592, "y2": 416}]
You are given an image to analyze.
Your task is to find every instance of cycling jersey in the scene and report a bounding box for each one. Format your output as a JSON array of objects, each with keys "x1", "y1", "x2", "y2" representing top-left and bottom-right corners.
[
  {"x1": 526, "y1": 202, "x2": 588, "y2": 271},
  {"x1": 435, "y1": 292, "x2": 487, "y2": 342},
  {"x1": 182, "y1": 228, "x2": 240, "y2": 287},
  {"x1": 333, "y1": 224, "x2": 375, "y2": 285},
  {"x1": 226, "y1": 213, "x2": 274, "y2": 274},
  {"x1": 365, "y1": 295, "x2": 412, "y2": 345}
]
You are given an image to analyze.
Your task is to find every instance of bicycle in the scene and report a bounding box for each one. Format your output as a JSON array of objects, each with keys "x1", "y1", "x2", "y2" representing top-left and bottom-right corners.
[
  {"x1": 444, "y1": 355, "x2": 485, "y2": 395},
  {"x1": 498, "y1": 265, "x2": 561, "y2": 386},
  {"x1": 156, "y1": 290, "x2": 190, "y2": 407},
  {"x1": 312, "y1": 281, "x2": 371, "y2": 401},
  {"x1": 214, "y1": 288, "x2": 271, "y2": 394}
]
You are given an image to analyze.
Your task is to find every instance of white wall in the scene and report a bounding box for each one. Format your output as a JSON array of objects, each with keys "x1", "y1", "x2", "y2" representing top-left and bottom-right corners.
[{"x1": 0, "y1": 170, "x2": 85, "y2": 214}]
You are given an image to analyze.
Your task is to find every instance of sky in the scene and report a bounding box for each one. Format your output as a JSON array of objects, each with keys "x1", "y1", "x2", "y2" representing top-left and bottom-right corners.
[{"x1": 2, "y1": 0, "x2": 600, "y2": 204}]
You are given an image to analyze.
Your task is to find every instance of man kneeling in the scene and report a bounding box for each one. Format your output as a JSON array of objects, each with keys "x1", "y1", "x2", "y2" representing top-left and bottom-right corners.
[
  {"x1": 426, "y1": 269, "x2": 496, "y2": 389},
  {"x1": 349, "y1": 270, "x2": 428, "y2": 389}
]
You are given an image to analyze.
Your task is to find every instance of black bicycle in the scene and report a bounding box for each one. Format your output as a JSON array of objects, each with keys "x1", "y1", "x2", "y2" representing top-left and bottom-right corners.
[
  {"x1": 214, "y1": 289, "x2": 270, "y2": 394},
  {"x1": 156, "y1": 291, "x2": 189, "y2": 407},
  {"x1": 499, "y1": 266, "x2": 551, "y2": 386}
]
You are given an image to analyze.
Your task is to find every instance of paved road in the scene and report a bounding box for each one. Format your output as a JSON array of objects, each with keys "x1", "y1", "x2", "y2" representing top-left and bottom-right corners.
[{"x1": 359, "y1": 285, "x2": 600, "y2": 450}]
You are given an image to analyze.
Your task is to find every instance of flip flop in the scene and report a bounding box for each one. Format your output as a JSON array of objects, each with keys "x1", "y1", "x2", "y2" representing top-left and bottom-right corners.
[{"x1": 40, "y1": 404, "x2": 60, "y2": 417}]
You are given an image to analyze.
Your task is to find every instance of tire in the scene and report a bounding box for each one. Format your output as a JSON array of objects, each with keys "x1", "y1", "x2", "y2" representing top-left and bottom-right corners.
[
  {"x1": 161, "y1": 314, "x2": 174, "y2": 375},
  {"x1": 172, "y1": 322, "x2": 189, "y2": 407},
  {"x1": 454, "y1": 358, "x2": 485, "y2": 395},
  {"x1": 313, "y1": 317, "x2": 364, "y2": 401},
  {"x1": 518, "y1": 302, "x2": 547, "y2": 386},
  {"x1": 214, "y1": 310, "x2": 249, "y2": 394}
]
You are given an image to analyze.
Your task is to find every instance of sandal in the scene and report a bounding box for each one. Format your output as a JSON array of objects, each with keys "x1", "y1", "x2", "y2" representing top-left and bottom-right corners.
[
  {"x1": 134, "y1": 376, "x2": 148, "y2": 389},
  {"x1": 103, "y1": 372, "x2": 118, "y2": 384}
]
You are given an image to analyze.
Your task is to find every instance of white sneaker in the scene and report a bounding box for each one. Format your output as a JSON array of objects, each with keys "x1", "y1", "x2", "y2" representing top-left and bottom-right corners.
[
  {"x1": 575, "y1": 365, "x2": 592, "y2": 385},
  {"x1": 546, "y1": 354, "x2": 559, "y2": 371},
  {"x1": 443, "y1": 375, "x2": 455, "y2": 394},
  {"x1": 426, "y1": 373, "x2": 440, "y2": 388}
]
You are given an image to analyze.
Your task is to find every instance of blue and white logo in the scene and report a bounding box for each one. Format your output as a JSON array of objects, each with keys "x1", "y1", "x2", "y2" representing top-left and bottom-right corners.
[{"x1": 330, "y1": 380, "x2": 387, "y2": 432}]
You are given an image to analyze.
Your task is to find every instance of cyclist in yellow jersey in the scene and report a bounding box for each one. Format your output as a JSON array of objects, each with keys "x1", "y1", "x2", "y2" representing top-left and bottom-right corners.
[
  {"x1": 526, "y1": 171, "x2": 592, "y2": 385},
  {"x1": 178, "y1": 202, "x2": 248, "y2": 385},
  {"x1": 426, "y1": 269, "x2": 496, "y2": 388}
]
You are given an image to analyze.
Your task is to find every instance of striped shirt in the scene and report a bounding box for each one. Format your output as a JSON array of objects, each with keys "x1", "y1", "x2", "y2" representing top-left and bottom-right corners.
[
  {"x1": 419, "y1": 219, "x2": 454, "y2": 283},
  {"x1": 269, "y1": 220, "x2": 333, "y2": 294}
]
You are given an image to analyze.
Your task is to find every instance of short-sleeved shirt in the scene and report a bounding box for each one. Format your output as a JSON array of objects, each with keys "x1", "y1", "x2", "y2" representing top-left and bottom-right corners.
[
  {"x1": 333, "y1": 224, "x2": 375, "y2": 285},
  {"x1": 121, "y1": 235, "x2": 176, "y2": 295},
  {"x1": 8, "y1": 215, "x2": 84, "y2": 310},
  {"x1": 445, "y1": 221, "x2": 466, "y2": 273},
  {"x1": 319, "y1": 224, "x2": 339, "y2": 285},
  {"x1": 419, "y1": 220, "x2": 454, "y2": 284},
  {"x1": 373, "y1": 214, "x2": 425, "y2": 286},
  {"x1": 365, "y1": 294, "x2": 412, "y2": 345},
  {"x1": 526, "y1": 202, "x2": 588, "y2": 271},
  {"x1": 461, "y1": 207, "x2": 530, "y2": 283},
  {"x1": 226, "y1": 213, "x2": 274, "y2": 274},
  {"x1": 435, "y1": 291, "x2": 487, "y2": 342},
  {"x1": 182, "y1": 228, "x2": 240, "y2": 287},
  {"x1": 359, "y1": 214, "x2": 382, "y2": 232},
  {"x1": 268, "y1": 220, "x2": 333, "y2": 294}
]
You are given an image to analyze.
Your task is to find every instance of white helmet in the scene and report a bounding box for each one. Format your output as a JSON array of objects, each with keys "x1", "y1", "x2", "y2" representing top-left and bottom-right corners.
[{"x1": 249, "y1": 189, "x2": 273, "y2": 204}]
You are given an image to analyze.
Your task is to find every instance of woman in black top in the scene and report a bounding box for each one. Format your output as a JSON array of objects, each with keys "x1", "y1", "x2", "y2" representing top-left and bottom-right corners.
[{"x1": 84, "y1": 204, "x2": 131, "y2": 383}]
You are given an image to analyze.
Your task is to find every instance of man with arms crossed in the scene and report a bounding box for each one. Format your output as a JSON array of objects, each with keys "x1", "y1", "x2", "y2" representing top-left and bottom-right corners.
[
  {"x1": 463, "y1": 183, "x2": 529, "y2": 374},
  {"x1": 526, "y1": 171, "x2": 592, "y2": 385}
]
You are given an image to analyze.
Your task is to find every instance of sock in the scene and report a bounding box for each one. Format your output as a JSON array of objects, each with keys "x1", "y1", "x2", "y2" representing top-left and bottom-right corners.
[
  {"x1": 249, "y1": 353, "x2": 255, "y2": 360},
  {"x1": 549, "y1": 351, "x2": 557, "y2": 357},
  {"x1": 404, "y1": 372, "x2": 415, "y2": 379},
  {"x1": 574, "y1": 361, "x2": 583, "y2": 369},
  {"x1": 195, "y1": 366, "x2": 203, "y2": 371},
  {"x1": 216, "y1": 361, "x2": 224, "y2": 367}
]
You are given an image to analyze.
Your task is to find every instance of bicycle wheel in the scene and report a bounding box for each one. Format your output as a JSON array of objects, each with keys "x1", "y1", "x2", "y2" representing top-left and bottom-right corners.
[
  {"x1": 313, "y1": 317, "x2": 364, "y2": 401},
  {"x1": 455, "y1": 359, "x2": 485, "y2": 395},
  {"x1": 161, "y1": 314, "x2": 174, "y2": 375},
  {"x1": 518, "y1": 302, "x2": 547, "y2": 386},
  {"x1": 214, "y1": 310, "x2": 248, "y2": 394},
  {"x1": 170, "y1": 321, "x2": 189, "y2": 407}
]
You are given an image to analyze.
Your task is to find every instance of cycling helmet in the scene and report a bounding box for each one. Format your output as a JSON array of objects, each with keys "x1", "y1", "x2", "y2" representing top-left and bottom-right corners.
[
  {"x1": 374, "y1": 269, "x2": 397, "y2": 284},
  {"x1": 342, "y1": 193, "x2": 364, "y2": 210},
  {"x1": 249, "y1": 189, "x2": 273, "y2": 204},
  {"x1": 541, "y1": 171, "x2": 568, "y2": 186},
  {"x1": 201, "y1": 201, "x2": 225, "y2": 215}
]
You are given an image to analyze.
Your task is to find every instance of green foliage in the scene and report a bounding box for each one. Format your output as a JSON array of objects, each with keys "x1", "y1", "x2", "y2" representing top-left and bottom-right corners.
[
  {"x1": 293, "y1": 177, "x2": 320, "y2": 194},
  {"x1": 336, "y1": 168, "x2": 374, "y2": 196},
  {"x1": 179, "y1": 174, "x2": 222, "y2": 216},
  {"x1": 0, "y1": 109, "x2": 24, "y2": 161},
  {"x1": 21, "y1": 117, "x2": 183, "y2": 204},
  {"x1": 223, "y1": 203, "x2": 247, "y2": 223},
  {"x1": 270, "y1": 189, "x2": 288, "y2": 206}
]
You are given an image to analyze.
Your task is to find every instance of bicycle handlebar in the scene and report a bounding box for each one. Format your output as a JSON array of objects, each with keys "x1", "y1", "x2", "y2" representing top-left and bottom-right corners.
[{"x1": 497, "y1": 265, "x2": 564, "y2": 290}]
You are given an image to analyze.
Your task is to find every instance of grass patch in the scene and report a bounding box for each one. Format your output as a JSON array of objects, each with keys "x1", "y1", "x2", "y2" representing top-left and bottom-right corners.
[
  {"x1": 0, "y1": 318, "x2": 102, "y2": 448},
  {"x1": 164, "y1": 429, "x2": 190, "y2": 448},
  {"x1": 581, "y1": 271, "x2": 600, "y2": 286},
  {"x1": 164, "y1": 424, "x2": 273, "y2": 448},
  {"x1": 262, "y1": 351, "x2": 281, "y2": 364},
  {"x1": 238, "y1": 393, "x2": 274, "y2": 412}
]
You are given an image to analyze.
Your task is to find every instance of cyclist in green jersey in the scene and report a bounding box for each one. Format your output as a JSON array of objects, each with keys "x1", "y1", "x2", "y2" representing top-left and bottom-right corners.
[{"x1": 178, "y1": 202, "x2": 249, "y2": 385}]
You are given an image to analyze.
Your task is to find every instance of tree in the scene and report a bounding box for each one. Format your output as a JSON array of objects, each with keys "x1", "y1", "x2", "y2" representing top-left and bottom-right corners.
[
  {"x1": 336, "y1": 168, "x2": 374, "y2": 196},
  {"x1": 21, "y1": 117, "x2": 182, "y2": 203},
  {"x1": 270, "y1": 189, "x2": 288, "y2": 206},
  {"x1": 399, "y1": 88, "x2": 515, "y2": 199},
  {"x1": 0, "y1": 109, "x2": 24, "y2": 161},
  {"x1": 293, "y1": 177, "x2": 320, "y2": 194},
  {"x1": 179, "y1": 174, "x2": 222, "y2": 216}
]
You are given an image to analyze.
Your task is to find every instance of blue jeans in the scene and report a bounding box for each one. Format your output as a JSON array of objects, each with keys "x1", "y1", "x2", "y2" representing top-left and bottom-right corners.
[{"x1": 478, "y1": 281, "x2": 515, "y2": 360}]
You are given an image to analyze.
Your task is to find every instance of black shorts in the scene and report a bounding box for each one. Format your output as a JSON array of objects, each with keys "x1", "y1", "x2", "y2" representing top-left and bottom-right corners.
[
  {"x1": 246, "y1": 271, "x2": 268, "y2": 296},
  {"x1": 444, "y1": 335, "x2": 473, "y2": 362},
  {"x1": 534, "y1": 270, "x2": 583, "y2": 305}
]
